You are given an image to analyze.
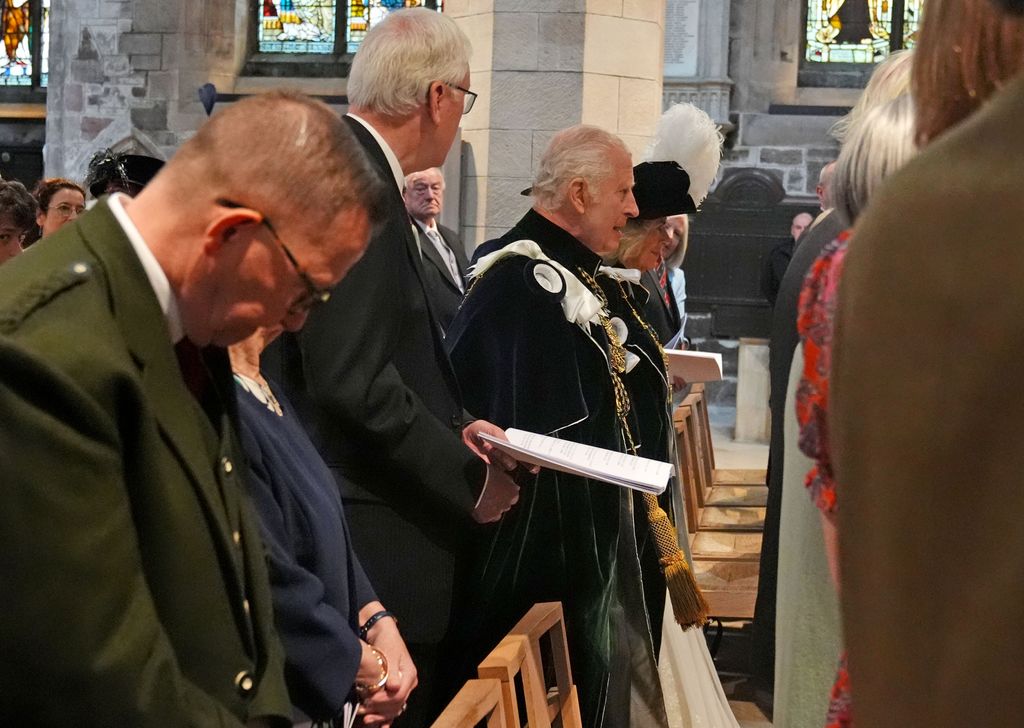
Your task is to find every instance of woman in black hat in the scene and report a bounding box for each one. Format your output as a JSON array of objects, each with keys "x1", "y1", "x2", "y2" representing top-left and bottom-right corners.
[
  {"x1": 596, "y1": 103, "x2": 738, "y2": 728},
  {"x1": 84, "y1": 149, "x2": 165, "y2": 199}
]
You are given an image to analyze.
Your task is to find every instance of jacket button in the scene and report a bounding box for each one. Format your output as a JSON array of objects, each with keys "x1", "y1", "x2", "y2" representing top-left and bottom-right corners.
[
  {"x1": 232, "y1": 530, "x2": 241, "y2": 546},
  {"x1": 222, "y1": 457, "x2": 234, "y2": 475},
  {"x1": 234, "y1": 670, "x2": 254, "y2": 696}
]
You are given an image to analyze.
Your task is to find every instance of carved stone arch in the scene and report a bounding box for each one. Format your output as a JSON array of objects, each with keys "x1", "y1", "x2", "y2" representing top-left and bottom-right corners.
[
  {"x1": 708, "y1": 168, "x2": 786, "y2": 209},
  {"x1": 108, "y1": 131, "x2": 166, "y2": 160}
]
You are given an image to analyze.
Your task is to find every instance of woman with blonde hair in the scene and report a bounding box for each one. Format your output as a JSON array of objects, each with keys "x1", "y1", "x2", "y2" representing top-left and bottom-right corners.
[{"x1": 599, "y1": 104, "x2": 739, "y2": 728}]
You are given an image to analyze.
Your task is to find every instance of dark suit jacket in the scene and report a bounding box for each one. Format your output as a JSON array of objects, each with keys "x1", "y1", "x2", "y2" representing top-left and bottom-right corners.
[
  {"x1": 831, "y1": 73, "x2": 1024, "y2": 727},
  {"x1": 751, "y1": 207, "x2": 845, "y2": 685},
  {"x1": 270, "y1": 116, "x2": 485, "y2": 646},
  {"x1": 640, "y1": 268, "x2": 682, "y2": 344},
  {"x1": 417, "y1": 221, "x2": 468, "y2": 332},
  {"x1": 760, "y1": 236, "x2": 796, "y2": 307},
  {"x1": 0, "y1": 202, "x2": 289, "y2": 726}
]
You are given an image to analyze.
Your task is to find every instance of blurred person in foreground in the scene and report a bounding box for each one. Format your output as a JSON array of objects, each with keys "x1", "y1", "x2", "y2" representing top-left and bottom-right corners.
[
  {"x1": 0, "y1": 90, "x2": 378, "y2": 726},
  {"x1": 830, "y1": 0, "x2": 1024, "y2": 725}
]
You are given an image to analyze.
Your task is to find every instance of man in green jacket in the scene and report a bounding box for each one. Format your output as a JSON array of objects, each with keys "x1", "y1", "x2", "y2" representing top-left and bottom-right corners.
[{"x1": 0, "y1": 91, "x2": 383, "y2": 726}]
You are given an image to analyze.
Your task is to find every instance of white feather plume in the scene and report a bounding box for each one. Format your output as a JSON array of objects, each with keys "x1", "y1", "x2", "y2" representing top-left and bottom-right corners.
[{"x1": 644, "y1": 103, "x2": 724, "y2": 207}]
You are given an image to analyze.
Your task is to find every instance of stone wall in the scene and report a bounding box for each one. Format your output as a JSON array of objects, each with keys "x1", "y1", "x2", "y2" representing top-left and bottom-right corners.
[
  {"x1": 45, "y1": 0, "x2": 248, "y2": 179},
  {"x1": 451, "y1": 0, "x2": 666, "y2": 249},
  {"x1": 720, "y1": 137, "x2": 839, "y2": 200}
]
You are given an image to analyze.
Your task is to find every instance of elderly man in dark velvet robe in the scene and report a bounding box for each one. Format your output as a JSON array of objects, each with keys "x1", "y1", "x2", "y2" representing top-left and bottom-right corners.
[{"x1": 445, "y1": 124, "x2": 681, "y2": 728}]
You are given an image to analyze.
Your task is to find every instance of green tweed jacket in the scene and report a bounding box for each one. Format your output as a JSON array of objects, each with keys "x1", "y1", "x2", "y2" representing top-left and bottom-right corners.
[{"x1": 0, "y1": 202, "x2": 290, "y2": 726}]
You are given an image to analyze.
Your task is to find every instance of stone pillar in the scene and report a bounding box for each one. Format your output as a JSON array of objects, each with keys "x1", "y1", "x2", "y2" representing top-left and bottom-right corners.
[
  {"x1": 449, "y1": 0, "x2": 666, "y2": 248},
  {"x1": 45, "y1": 0, "x2": 247, "y2": 179},
  {"x1": 662, "y1": 0, "x2": 732, "y2": 126}
]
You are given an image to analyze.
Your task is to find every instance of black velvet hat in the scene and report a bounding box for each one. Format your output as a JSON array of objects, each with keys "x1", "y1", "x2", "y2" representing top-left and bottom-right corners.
[
  {"x1": 631, "y1": 160, "x2": 696, "y2": 219},
  {"x1": 85, "y1": 150, "x2": 165, "y2": 198}
]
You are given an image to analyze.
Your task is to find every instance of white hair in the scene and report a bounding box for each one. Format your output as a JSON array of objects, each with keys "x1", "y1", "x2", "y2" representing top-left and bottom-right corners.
[
  {"x1": 405, "y1": 167, "x2": 445, "y2": 190},
  {"x1": 832, "y1": 94, "x2": 918, "y2": 225},
  {"x1": 830, "y1": 49, "x2": 914, "y2": 143},
  {"x1": 532, "y1": 125, "x2": 631, "y2": 209},
  {"x1": 347, "y1": 8, "x2": 471, "y2": 118}
]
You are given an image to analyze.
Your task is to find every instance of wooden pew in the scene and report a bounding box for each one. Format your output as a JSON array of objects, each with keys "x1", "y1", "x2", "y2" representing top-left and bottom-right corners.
[
  {"x1": 672, "y1": 403, "x2": 702, "y2": 534},
  {"x1": 691, "y1": 383, "x2": 768, "y2": 488},
  {"x1": 673, "y1": 388, "x2": 763, "y2": 620},
  {"x1": 683, "y1": 387, "x2": 766, "y2": 532},
  {"x1": 431, "y1": 678, "x2": 507, "y2": 728},
  {"x1": 488, "y1": 602, "x2": 582, "y2": 728}
]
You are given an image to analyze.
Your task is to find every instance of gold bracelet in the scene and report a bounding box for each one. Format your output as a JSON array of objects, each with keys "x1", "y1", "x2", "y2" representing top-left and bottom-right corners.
[{"x1": 355, "y1": 647, "x2": 389, "y2": 698}]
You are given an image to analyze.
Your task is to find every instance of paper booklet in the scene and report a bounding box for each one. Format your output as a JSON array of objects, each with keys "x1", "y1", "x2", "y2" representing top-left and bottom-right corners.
[
  {"x1": 479, "y1": 428, "x2": 672, "y2": 495},
  {"x1": 665, "y1": 349, "x2": 723, "y2": 383}
]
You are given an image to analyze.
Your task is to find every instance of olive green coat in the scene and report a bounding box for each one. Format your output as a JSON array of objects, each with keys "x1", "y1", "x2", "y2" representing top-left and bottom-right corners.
[
  {"x1": 0, "y1": 202, "x2": 290, "y2": 726},
  {"x1": 831, "y1": 73, "x2": 1024, "y2": 727}
]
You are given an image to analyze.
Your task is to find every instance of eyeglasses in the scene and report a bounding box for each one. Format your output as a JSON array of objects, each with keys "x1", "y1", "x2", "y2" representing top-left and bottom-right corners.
[
  {"x1": 216, "y1": 199, "x2": 332, "y2": 314},
  {"x1": 445, "y1": 82, "x2": 477, "y2": 115},
  {"x1": 52, "y1": 202, "x2": 86, "y2": 219}
]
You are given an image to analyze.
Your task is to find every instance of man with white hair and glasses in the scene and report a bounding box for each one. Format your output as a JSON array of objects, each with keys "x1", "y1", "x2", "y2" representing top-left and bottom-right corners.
[{"x1": 269, "y1": 8, "x2": 520, "y2": 723}]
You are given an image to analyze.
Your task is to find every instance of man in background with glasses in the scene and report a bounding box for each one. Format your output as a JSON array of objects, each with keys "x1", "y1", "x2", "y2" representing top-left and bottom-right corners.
[
  {"x1": 268, "y1": 8, "x2": 522, "y2": 724},
  {"x1": 0, "y1": 91, "x2": 385, "y2": 726}
]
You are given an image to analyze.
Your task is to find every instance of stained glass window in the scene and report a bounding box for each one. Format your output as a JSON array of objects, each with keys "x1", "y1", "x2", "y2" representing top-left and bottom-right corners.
[
  {"x1": 0, "y1": 0, "x2": 49, "y2": 87},
  {"x1": 256, "y1": 0, "x2": 442, "y2": 55},
  {"x1": 805, "y1": 0, "x2": 923, "y2": 64},
  {"x1": 346, "y1": 1, "x2": 442, "y2": 53},
  {"x1": 258, "y1": 0, "x2": 338, "y2": 54},
  {"x1": 902, "y1": 0, "x2": 924, "y2": 49}
]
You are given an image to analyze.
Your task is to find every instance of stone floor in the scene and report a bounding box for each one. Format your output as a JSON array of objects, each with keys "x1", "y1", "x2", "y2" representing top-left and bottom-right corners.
[{"x1": 707, "y1": 406, "x2": 773, "y2": 728}]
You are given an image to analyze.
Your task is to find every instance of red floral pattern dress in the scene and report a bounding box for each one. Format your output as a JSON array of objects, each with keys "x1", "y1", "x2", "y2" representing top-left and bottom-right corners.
[{"x1": 796, "y1": 229, "x2": 853, "y2": 728}]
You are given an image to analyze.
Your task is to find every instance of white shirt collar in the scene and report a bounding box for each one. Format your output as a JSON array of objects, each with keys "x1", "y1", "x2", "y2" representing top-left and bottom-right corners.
[
  {"x1": 106, "y1": 193, "x2": 185, "y2": 343},
  {"x1": 413, "y1": 218, "x2": 439, "y2": 235},
  {"x1": 346, "y1": 112, "x2": 405, "y2": 192}
]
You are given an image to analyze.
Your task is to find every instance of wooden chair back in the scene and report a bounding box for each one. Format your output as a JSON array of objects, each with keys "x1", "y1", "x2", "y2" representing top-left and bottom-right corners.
[
  {"x1": 499, "y1": 602, "x2": 583, "y2": 728},
  {"x1": 680, "y1": 390, "x2": 713, "y2": 505},
  {"x1": 672, "y1": 403, "x2": 701, "y2": 533},
  {"x1": 431, "y1": 678, "x2": 507, "y2": 728}
]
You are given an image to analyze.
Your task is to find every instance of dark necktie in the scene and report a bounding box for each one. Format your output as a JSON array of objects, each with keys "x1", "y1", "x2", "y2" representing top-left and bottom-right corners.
[{"x1": 174, "y1": 338, "x2": 213, "y2": 412}]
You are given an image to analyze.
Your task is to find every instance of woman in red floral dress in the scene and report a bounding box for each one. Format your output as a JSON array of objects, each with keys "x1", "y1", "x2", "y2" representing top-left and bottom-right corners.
[{"x1": 795, "y1": 92, "x2": 919, "y2": 727}]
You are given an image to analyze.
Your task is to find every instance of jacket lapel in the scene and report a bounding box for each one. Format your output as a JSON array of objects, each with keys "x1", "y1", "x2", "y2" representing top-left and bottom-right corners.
[
  {"x1": 418, "y1": 222, "x2": 462, "y2": 293},
  {"x1": 77, "y1": 204, "x2": 240, "y2": 576},
  {"x1": 439, "y1": 225, "x2": 469, "y2": 279},
  {"x1": 344, "y1": 116, "x2": 461, "y2": 388}
]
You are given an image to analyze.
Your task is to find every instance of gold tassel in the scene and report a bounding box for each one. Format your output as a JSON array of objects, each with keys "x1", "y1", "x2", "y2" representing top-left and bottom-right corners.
[{"x1": 641, "y1": 492, "x2": 709, "y2": 629}]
